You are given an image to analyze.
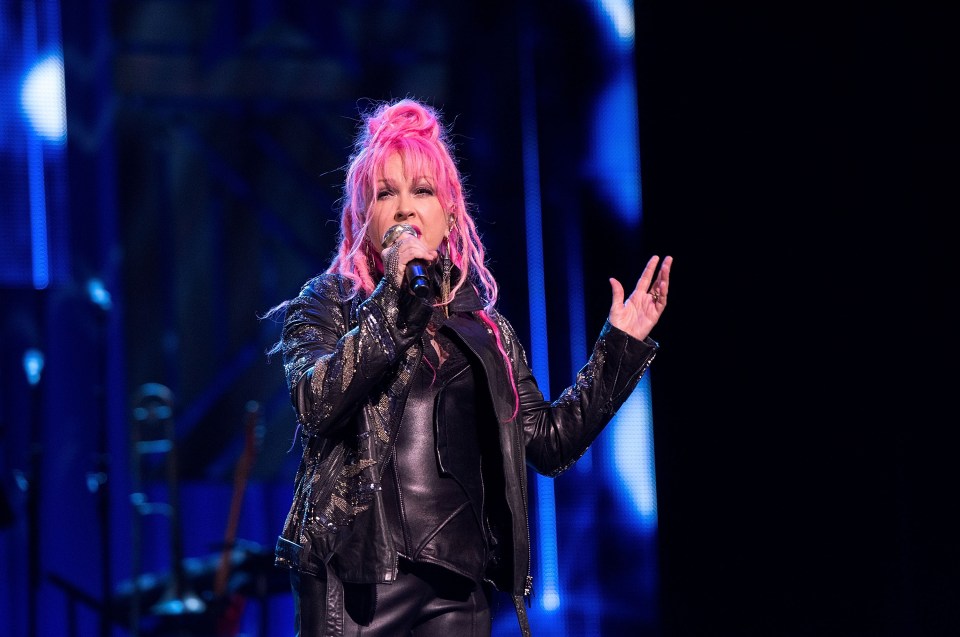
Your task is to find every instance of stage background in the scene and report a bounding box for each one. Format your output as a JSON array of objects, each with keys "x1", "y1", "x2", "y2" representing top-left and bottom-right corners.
[{"x1": 1, "y1": 1, "x2": 956, "y2": 636}]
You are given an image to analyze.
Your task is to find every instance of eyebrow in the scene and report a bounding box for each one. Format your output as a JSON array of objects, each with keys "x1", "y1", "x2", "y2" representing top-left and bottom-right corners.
[{"x1": 376, "y1": 175, "x2": 434, "y2": 186}]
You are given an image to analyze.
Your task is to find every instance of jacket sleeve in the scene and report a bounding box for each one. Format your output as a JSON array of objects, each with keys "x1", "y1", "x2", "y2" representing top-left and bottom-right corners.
[
  {"x1": 280, "y1": 274, "x2": 433, "y2": 438},
  {"x1": 507, "y1": 319, "x2": 659, "y2": 477}
]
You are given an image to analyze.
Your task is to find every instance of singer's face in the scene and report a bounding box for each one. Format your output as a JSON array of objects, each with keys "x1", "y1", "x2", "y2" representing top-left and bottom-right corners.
[{"x1": 367, "y1": 153, "x2": 447, "y2": 252}]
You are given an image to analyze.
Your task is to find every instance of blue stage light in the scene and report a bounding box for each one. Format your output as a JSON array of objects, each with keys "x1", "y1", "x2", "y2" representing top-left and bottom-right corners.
[
  {"x1": 588, "y1": 70, "x2": 641, "y2": 227},
  {"x1": 23, "y1": 348, "x2": 45, "y2": 386},
  {"x1": 608, "y1": 377, "x2": 659, "y2": 531},
  {"x1": 20, "y1": 53, "x2": 66, "y2": 144},
  {"x1": 87, "y1": 277, "x2": 114, "y2": 311},
  {"x1": 597, "y1": 0, "x2": 635, "y2": 44}
]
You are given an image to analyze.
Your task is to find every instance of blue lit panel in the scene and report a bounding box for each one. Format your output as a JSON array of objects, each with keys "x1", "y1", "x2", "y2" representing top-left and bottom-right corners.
[
  {"x1": 582, "y1": 1, "x2": 656, "y2": 531},
  {"x1": 607, "y1": 376, "x2": 658, "y2": 531},
  {"x1": 588, "y1": 69, "x2": 642, "y2": 227},
  {"x1": 507, "y1": 1, "x2": 658, "y2": 634},
  {"x1": 1, "y1": 1, "x2": 68, "y2": 289}
]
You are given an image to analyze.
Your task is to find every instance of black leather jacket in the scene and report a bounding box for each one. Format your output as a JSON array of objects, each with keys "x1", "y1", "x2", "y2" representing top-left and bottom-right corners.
[{"x1": 273, "y1": 271, "x2": 659, "y2": 635}]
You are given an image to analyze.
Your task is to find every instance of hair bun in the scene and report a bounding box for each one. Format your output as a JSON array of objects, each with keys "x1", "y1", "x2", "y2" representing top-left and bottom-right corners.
[{"x1": 366, "y1": 99, "x2": 441, "y2": 145}]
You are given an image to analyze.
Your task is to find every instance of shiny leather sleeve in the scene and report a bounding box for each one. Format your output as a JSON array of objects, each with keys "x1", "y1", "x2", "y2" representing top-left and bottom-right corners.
[
  {"x1": 508, "y1": 319, "x2": 659, "y2": 477},
  {"x1": 280, "y1": 273, "x2": 433, "y2": 438}
]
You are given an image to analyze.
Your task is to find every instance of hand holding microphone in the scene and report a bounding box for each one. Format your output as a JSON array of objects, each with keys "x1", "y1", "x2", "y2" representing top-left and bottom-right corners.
[{"x1": 381, "y1": 223, "x2": 432, "y2": 298}]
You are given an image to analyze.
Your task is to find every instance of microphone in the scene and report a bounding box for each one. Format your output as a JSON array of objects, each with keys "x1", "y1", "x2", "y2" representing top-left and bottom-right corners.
[{"x1": 381, "y1": 224, "x2": 431, "y2": 298}]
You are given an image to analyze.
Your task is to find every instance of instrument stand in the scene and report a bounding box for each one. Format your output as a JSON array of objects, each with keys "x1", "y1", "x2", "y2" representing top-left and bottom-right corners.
[{"x1": 130, "y1": 384, "x2": 206, "y2": 637}]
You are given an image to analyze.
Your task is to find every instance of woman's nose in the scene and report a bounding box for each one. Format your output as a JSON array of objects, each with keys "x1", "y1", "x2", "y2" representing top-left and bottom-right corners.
[{"x1": 394, "y1": 208, "x2": 414, "y2": 221}]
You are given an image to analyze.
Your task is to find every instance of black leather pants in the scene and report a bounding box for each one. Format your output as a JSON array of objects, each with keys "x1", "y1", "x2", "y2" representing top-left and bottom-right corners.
[{"x1": 294, "y1": 559, "x2": 492, "y2": 637}]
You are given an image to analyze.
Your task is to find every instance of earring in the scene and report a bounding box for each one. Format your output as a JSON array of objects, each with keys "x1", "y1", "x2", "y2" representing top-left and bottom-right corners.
[{"x1": 441, "y1": 253, "x2": 452, "y2": 318}]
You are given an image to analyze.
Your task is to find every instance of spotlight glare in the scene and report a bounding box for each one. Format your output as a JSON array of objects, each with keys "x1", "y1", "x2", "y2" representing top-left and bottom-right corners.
[
  {"x1": 610, "y1": 380, "x2": 658, "y2": 530},
  {"x1": 598, "y1": 0, "x2": 635, "y2": 43},
  {"x1": 87, "y1": 278, "x2": 113, "y2": 311},
  {"x1": 20, "y1": 54, "x2": 67, "y2": 143},
  {"x1": 541, "y1": 589, "x2": 561, "y2": 611},
  {"x1": 23, "y1": 348, "x2": 45, "y2": 386}
]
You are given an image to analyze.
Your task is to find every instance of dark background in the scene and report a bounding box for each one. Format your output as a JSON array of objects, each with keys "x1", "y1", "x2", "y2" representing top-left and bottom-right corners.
[
  {"x1": 2, "y1": 1, "x2": 957, "y2": 636},
  {"x1": 638, "y1": 2, "x2": 957, "y2": 636}
]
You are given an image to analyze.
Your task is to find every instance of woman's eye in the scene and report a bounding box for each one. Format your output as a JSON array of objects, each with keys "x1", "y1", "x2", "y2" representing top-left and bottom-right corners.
[
  {"x1": 376, "y1": 189, "x2": 393, "y2": 200},
  {"x1": 416, "y1": 186, "x2": 434, "y2": 196}
]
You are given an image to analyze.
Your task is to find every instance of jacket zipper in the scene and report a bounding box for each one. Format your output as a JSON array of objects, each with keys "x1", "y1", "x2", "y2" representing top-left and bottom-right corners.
[{"x1": 516, "y1": 419, "x2": 533, "y2": 600}]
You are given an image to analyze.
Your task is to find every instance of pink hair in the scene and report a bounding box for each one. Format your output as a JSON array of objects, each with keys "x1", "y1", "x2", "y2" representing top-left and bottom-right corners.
[{"x1": 327, "y1": 98, "x2": 499, "y2": 312}]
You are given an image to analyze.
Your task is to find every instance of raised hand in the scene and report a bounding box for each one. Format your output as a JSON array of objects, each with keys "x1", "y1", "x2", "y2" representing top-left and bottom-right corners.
[{"x1": 608, "y1": 255, "x2": 672, "y2": 342}]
